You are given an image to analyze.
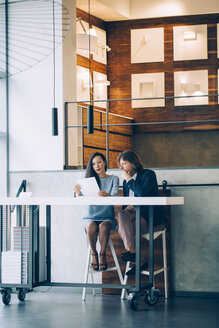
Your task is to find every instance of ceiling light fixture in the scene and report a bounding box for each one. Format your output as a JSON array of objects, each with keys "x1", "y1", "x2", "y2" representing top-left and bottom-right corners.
[
  {"x1": 194, "y1": 83, "x2": 201, "y2": 92},
  {"x1": 95, "y1": 79, "x2": 110, "y2": 86},
  {"x1": 77, "y1": 17, "x2": 111, "y2": 55},
  {"x1": 184, "y1": 31, "x2": 197, "y2": 41},
  {"x1": 77, "y1": 17, "x2": 97, "y2": 54},
  {"x1": 180, "y1": 83, "x2": 187, "y2": 93}
]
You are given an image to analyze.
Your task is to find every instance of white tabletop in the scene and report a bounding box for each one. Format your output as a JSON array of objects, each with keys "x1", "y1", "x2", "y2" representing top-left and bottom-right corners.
[{"x1": 0, "y1": 196, "x2": 184, "y2": 206}]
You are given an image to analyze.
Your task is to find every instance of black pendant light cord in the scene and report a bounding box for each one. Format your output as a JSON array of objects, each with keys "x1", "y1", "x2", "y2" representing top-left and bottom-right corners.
[
  {"x1": 87, "y1": 0, "x2": 94, "y2": 134},
  {"x1": 52, "y1": 0, "x2": 58, "y2": 136},
  {"x1": 53, "y1": 0, "x2": 56, "y2": 108},
  {"x1": 88, "y1": 0, "x2": 91, "y2": 102}
]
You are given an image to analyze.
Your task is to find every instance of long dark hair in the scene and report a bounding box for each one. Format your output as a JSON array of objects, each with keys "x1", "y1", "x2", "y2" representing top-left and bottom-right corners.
[
  {"x1": 117, "y1": 151, "x2": 143, "y2": 173},
  {"x1": 85, "y1": 152, "x2": 107, "y2": 186}
]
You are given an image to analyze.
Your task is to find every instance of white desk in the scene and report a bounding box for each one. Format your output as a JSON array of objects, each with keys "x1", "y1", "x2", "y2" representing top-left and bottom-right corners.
[
  {"x1": 0, "y1": 196, "x2": 184, "y2": 307},
  {"x1": 0, "y1": 196, "x2": 184, "y2": 206}
]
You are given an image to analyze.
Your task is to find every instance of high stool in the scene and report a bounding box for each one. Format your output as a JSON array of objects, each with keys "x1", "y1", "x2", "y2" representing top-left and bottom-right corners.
[
  {"x1": 121, "y1": 228, "x2": 168, "y2": 300},
  {"x1": 82, "y1": 237, "x2": 124, "y2": 301}
]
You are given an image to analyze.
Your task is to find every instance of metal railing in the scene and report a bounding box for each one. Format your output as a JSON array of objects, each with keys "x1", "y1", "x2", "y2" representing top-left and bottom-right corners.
[
  {"x1": 159, "y1": 180, "x2": 219, "y2": 191},
  {"x1": 64, "y1": 94, "x2": 219, "y2": 169}
]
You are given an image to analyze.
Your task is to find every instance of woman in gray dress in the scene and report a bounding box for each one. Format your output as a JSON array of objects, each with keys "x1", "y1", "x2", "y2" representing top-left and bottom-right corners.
[{"x1": 74, "y1": 152, "x2": 119, "y2": 271}]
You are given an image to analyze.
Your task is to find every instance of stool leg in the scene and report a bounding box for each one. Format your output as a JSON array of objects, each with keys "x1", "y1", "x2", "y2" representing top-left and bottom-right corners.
[
  {"x1": 109, "y1": 239, "x2": 124, "y2": 284},
  {"x1": 121, "y1": 262, "x2": 130, "y2": 300},
  {"x1": 90, "y1": 269, "x2": 96, "y2": 297},
  {"x1": 82, "y1": 246, "x2": 91, "y2": 301},
  {"x1": 108, "y1": 239, "x2": 127, "y2": 299},
  {"x1": 162, "y1": 230, "x2": 168, "y2": 298}
]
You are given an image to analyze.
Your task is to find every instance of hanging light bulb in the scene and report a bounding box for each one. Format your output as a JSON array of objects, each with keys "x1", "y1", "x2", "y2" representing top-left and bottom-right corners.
[
  {"x1": 52, "y1": 107, "x2": 58, "y2": 135},
  {"x1": 87, "y1": 105, "x2": 94, "y2": 134},
  {"x1": 87, "y1": 0, "x2": 94, "y2": 134}
]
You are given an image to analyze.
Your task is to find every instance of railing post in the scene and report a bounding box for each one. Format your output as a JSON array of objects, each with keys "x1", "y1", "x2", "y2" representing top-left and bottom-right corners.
[
  {"x1": 46, "y1": 205, "x2": 51, "y2": 283},
  {"x1": 106, "y1": 101, "x2": 109, "y2": 166},
  {"x1": 64, "y1": 102, "x2": 68, "y2": 169}
]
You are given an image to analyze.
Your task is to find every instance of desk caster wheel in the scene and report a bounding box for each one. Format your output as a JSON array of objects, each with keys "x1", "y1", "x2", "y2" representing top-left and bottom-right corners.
[
  {"x1": 144, "y1": 289, "x2": 159, "y2": 306},
  {"x1": 17, "y1": 288, "x2": 26, "y2": 302},
  {"x1": 2, "y1": 289, "x2": 11, "y2": 305},
  {"x1": 130, "y1": 293, "x2": 140, "y2": 311}
]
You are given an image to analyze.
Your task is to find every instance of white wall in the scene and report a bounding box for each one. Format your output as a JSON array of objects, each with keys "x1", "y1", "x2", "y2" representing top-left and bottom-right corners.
[
  {"x1": 8, "y1": 0, "x2": 76, "y2": 172},
  {"x1": 99, "y1": 0, "x2": 130, "y2": 18},
  {"x1": 9, "y1": 169, "x2": 97, "y2": 284},
  {"x1": 9, "y1": 53, "x2": 63, "y2": 171},
  {"x1": 130, "y1": 0, "x2": 219, "y2": 18}
]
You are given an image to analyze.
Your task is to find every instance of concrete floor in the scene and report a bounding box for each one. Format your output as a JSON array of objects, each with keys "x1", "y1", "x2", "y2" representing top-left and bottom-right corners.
[{"x1": 0, "y1": 287, "x2": 219, "y2": 328}]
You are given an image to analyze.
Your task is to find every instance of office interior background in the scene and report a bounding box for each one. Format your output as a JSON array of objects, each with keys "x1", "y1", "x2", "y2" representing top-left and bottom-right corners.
[{"x1": 0, "y1": 0, "x2": 219, "y2": 316}]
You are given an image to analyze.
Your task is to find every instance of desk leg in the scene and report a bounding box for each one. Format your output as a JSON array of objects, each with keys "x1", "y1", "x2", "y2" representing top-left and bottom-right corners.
[
  {"x1": 129, "y1": 206, "x2": 142, "y2": 310},
  {"x1": 46, "y1": 205, "x2": 51, "y2": 283},
  {"x1": 0, "y1": 206, "x2": 2, "y2": 283},
  {"x1": 149, "y1": 205, "x2": 154, "y2": 287},
  {"x1": 143, "y1": 206, "x2": 159, "y2": 306},
  {"x1": 28, "y1": 206, "x2": 33, "y2": 288},
  {"x1": 135, "y1": 206, "x2": 141, "y2": 292}
]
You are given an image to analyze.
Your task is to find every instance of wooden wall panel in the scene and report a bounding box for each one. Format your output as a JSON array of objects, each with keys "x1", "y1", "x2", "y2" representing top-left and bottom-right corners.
[
  {"x1": 82, "y1": 108, "x2": 133, "y2": 133},
  {"x1": 109, "y1": 133, "x2": 132, "y2": 150},
  {"x1": 82, "y1": 109, "x2": 102, "y2": 129},
  {"x1": 82, "y1": 107, "x2": 133, "y2": 168},
  {"x1": 73, "y1": 10, "x2": 219, "y2": 169},
  {"x1": 83, "y1": 129, "x2": 106, "y2": 148},
  {"x1": 77, "y1": 55, "x2": 107, "y2": 75},
  {"x1": 107, "y1": 14, "x2": 219, "y2": 133},
  {"x1": 76, "y1": 8, "x2": 106, "y2": 30},
  {"x1": 105, "y1": 115, "x2": 133, "y2": 135},
  {"x1": 134, "y1": 130, "x2": 219, "y2": 168},
  {"x1": 83, "y1": 148, "x2": 121, "y2": 168},
  {"x1": 83, "y1": 130, "x2": 131, "y2": 150}
]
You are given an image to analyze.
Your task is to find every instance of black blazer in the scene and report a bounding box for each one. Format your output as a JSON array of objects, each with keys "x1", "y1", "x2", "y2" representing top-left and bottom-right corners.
[{"x1": 123, "y1": 169, "x2": 167, "y2": 227}]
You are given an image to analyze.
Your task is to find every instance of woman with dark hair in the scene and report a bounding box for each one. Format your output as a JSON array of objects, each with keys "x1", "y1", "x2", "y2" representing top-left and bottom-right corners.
[
  {"x1": 117, "y1": 150, "x2": 167, "y2": 275},
  {"x1": 74, "y1": 152, "x2": 119, "y2": 271}
]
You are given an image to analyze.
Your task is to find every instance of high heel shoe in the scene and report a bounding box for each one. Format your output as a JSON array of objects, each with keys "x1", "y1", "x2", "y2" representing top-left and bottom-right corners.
[
  {"x1": 91, "y1": 252, "x2": 99, "y2": 271},
  {"x1": 99, "y1": 253, "x2": 107, "y2": 271}
]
